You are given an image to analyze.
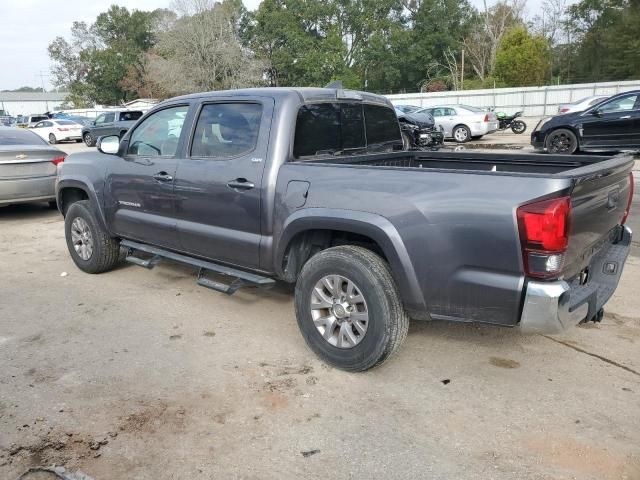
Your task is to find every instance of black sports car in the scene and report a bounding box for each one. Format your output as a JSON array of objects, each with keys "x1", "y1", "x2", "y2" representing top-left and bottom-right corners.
[{"x1": 531, "y1": 90, "x2": 640, "y2": 154}]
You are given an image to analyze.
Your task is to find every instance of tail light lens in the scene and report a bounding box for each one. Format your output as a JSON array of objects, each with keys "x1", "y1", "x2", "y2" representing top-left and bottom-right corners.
[
  {"x1": 517, "y1": 196, "x2": 572, "y2": 279},
  {"x1": 559, "y1": 107, "x2": 569, "y2": 113},
  {"x1": 51, "y1": 156, "x2": 65, "y2": 166},
  {"x1": 483, "y1": 114, "x2": 489, "y2": 122},
  {"x1": 622, "y1": 172, "x2": 634, "y2": 225}
]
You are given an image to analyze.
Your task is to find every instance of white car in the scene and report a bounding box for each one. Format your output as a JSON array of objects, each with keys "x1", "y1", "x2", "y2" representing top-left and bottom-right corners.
[
  {"x1": 557, "y1": 95, "x2": 609, "y2": 114},
  {"x1": 30, "y1": 119, "x2": 83, "y2": 144},
  {"x1": 416, "y1": 105, "x2": 498, "y2": 143}
]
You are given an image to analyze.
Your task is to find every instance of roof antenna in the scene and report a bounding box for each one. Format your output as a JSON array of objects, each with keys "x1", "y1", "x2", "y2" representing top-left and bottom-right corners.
[{"x1": 324, "y1": 80, "x2": 343, "y2": 89}]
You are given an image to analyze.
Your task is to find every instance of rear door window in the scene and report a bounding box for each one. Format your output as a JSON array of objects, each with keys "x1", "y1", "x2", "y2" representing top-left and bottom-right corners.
[
  {"x1": 190, "y1": 103, "x2": 263, "y2": 158},
  {"x1": 119, "y1": 111, "x2": 143, "y2": 121},
  {"x1": 363, "y1": 104, "x2": 401, "y2": 147}
]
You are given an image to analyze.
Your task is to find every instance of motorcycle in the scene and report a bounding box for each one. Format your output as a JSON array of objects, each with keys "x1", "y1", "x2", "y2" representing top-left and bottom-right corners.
[
  {"x1": 396, "y1": 110, "x2": 444, "y2": 150},
  {"x1": 495, "y1": 111, "x2": 527, "y2": 134}
]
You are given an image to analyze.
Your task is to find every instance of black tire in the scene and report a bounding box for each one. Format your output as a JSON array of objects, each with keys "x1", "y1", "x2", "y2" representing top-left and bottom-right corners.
[
  {"x1": 64, "y1": 200, "x2": 120, "y2": 274},
  {"x1": 545, "y1": 128, "x2": 578, "y2": 154},
  {"x1": 294, "y1": 246, "x2": 409, "y2": 372},
  {"x1": 48, "y1": 133, "x2": 57, "y2": 144},
  {"x1": 452, "y1": 125, "x2": 471, "y2": 143},
  {"x1": 83, "y1": 132, "x2": 95, "y2": 147},
  {"x1": 511, "y1": 120, "x2": 527, "y2": 134}
]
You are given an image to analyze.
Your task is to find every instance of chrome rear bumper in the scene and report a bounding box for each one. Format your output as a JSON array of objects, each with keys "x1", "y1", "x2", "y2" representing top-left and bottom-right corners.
[{"x1": 520, "y1": 226, "x2": 631, "y2": 334}]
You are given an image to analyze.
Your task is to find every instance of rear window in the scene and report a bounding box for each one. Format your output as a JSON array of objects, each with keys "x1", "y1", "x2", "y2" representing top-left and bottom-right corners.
[
  {"x1": 57, "y1": 120, "x2": 76, "y2": 125},
  {"x1": 293, "y1": 102, "x2": 399, "y2": 158},
  {"x1": 0, "y1": 129, "x2": 47, "y2": 145},
  {"x1": 119, "y1": 111, "x2": 143, "y2": 121}
]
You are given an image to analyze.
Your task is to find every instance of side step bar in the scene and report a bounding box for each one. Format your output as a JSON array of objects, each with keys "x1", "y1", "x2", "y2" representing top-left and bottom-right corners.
[{"x1": 121, "y1": 239, "x2": 275, "y2": 295}]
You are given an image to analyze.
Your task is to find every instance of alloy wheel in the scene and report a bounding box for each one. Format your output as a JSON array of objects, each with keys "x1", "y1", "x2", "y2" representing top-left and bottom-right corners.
[{"x1": 70, "y1": 217, "x2": 94, "y2": 260}]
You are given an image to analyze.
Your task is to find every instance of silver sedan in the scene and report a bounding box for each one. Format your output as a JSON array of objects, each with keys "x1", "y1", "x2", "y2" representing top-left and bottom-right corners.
[
  {"x1": 416, "y1": 105, "x2": 499, "y2": 143},
  {"x1": 0, "y1": 127, "x2": 66, "y2": 207}
]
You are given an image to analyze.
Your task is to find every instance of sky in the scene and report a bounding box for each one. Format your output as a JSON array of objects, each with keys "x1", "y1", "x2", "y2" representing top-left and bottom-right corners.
[{"x1": 0, "y1": 0, "x2": 547, "y2": 91}]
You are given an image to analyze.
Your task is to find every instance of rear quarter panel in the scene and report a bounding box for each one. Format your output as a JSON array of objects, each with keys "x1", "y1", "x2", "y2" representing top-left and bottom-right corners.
[{"x1": 274, "y1": 163, "x2": 572, "y2": 325}]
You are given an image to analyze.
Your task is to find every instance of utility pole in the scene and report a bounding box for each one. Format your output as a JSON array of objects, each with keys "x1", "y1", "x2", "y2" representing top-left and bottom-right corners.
[
  {"x1": 461, "y1": 49, "x2": 465, "y2": 90},
  {"x1": 37, "y1": 71, "x2": 50, "y2": 112}
]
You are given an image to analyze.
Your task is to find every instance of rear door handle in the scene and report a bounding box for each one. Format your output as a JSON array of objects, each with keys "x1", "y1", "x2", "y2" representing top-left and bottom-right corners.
[
  {"x1": 619, "y1": 115, "x2": 631, "y2": 119},
  {"x1": 153, "y1": 171, "x2": 173, "y2": 182},
  {"x1": 227, "y1": 178, "x2": 255, "y2": 190}
]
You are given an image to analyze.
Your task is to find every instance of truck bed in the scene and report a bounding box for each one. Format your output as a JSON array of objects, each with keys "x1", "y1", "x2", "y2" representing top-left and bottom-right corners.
[{"x1": 302, "y1": 150, "x2": 630, "y2": 176}]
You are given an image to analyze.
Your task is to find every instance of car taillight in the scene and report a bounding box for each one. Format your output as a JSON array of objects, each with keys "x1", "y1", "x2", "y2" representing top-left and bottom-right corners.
[
  {"x1": 622, "y1": 172, "x2": 634, "y2": 225},
  {"x1": 517, "y1": 196, "x2": 572, "y2": 279},
  {"x1": 51, "y1": 156, "x2": 65, "y2": 166},
  {"x1": 559, "y1": 108, "x2": 569, "y2": 113},
  {"x1": 483, "y1": 114, "x2": 489, "y2": 122}
]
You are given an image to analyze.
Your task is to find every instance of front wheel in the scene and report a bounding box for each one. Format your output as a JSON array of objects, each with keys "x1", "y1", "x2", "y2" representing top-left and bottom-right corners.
[
  {"x1": 83, "y1": 132, "x2": 96, "y2": 147},
  {"x1": 511, "y1": 120, "x2": 527, "y2": 134},
  {"x1": 452, "y1": 125, "x2": 471, "y2": 143},
  {"x1": 294, "y1": 246, "x2": 409, "y2": 371},
  {"x1": 48, "y1": 133, "x2": 57, "y2": 144},
  {"x1": 545, "y1": 128, "x2": 578, "y2": 154},
  {"x1": 64, "y1": 200, "x2": 121, "y2": 274}
]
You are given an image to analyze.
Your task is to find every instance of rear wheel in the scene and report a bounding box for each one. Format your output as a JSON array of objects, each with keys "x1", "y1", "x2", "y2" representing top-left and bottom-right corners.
[
  {"x1": 511, "y1": 120, "x2": 527, "y2": 134},
  {"x1": 83, "y1": 132, "x2": 95, "y2": 147},
  {"x1": 452, "y1": 125, "x2": 471, "y2": 143},
  {"x1": 545, "y1": 128, "x2": 578, "y2": 154},
  {"x1": 64, "y1": 200, "x2": 120, "y2": 274},
  {"x1": 48, "y1": 133, "x2": 57, "y2": 144},
  {"x1": 294, "y1": 246, "x2": 409, "y2": 371}
]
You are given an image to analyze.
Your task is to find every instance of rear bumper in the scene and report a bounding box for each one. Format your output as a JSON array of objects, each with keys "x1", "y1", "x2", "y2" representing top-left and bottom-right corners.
[
  {"x1": 0, "y1": 176, "x2": 56, "y2": 206},
  {"x1": 519, "y1": 225, "x2": 631, "y2": 333}
]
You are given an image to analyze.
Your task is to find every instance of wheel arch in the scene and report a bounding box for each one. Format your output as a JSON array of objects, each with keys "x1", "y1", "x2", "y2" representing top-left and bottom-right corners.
[
  {"x1": 276, "y1": 209, "x2": 427, "y2": 313},
  {"x1": 56, "y1": 179, "x2": 110, "y2": 234}
]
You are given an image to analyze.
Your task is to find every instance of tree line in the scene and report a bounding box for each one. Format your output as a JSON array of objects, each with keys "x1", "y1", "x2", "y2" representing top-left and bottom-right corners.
[{"x1": 48, "y1": 0, "x2": 640, "y2": 107}]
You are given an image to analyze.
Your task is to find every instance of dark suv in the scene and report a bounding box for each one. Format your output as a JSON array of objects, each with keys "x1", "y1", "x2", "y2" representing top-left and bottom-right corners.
[{"x1": 82, "y1": 110, "x2": 144, "y2": 146}]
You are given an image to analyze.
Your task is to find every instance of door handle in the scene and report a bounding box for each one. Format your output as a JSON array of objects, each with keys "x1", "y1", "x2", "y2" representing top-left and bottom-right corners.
[
  {"x1": 153, "y1": 171, "x2": 173, "y2": 182},
  {"x1": 227, "y1": 178, "x2": 255, "y2": 190},
  {"x1": 619, "y1": 115, "x2": 631, "y2": 119}
]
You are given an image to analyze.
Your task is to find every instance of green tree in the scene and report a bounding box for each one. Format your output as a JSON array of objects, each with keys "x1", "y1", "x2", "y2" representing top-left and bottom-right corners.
[
  {"x1": 494, "y1": 27, "x2": 551, "y2": 86},
  {"x1": 48, "y1": 6, "x2": 163, "y2": 105}
]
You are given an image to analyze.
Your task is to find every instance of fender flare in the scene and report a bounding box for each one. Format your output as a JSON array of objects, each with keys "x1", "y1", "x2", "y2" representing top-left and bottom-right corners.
[
  {"x1": 56, "y1": 177, "x2": 110, "y2": 233},
  {"x1": 275, "y1": 208, "x2": 427, "y2": 313}
]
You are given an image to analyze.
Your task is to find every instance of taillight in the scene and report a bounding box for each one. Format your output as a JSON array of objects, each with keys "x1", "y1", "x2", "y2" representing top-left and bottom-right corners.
[
  {"x1": 517, "y1": 196, "x2": 572, "y2": 279},
  {"x1": 622, "y1": 172, "x2": 634, "y2": 225},
  {"x1": 560, "y1": 108, "x2": 569, "y2": 113},
  {"x1": 483, "y1": 114, "x2": 489, "y2": 122},
  {"x1": 51, "y1": 156, "x2": 65, "y2": 166}
]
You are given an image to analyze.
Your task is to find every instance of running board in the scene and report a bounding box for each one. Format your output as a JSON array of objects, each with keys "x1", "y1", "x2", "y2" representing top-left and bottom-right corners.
[{"x1": 121, "y1": 239, "x2": 275, "y2": 295}]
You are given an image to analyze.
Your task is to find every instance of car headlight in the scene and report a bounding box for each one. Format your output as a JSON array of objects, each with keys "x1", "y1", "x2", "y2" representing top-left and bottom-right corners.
[{"x1": 535, "y1": 117, "x2": 553, "y2": 131}]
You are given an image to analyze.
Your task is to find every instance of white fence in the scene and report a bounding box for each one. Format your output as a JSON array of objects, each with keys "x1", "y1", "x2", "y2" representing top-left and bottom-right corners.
[{"x1": 385, "y1": 80, "x2": 640, "y2": 116}]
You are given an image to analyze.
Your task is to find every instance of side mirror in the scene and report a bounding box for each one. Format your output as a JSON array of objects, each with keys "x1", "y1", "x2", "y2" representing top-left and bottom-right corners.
[
  {"x1": 96, "y1": 135, "x2": 120, "y2": 155},
  {"x1": 590, "y1": 109, "x2": 603, "y2": 117}
]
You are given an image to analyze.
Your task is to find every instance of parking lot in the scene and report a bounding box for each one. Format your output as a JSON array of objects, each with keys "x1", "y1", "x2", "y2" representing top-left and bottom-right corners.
[{"x1": 1, "y1": 143, "x2": 639, "y2": 479}]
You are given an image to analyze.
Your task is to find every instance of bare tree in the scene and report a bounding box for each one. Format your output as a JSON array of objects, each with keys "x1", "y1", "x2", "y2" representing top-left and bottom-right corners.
[
  {"x1": 143, "y1": 0, "x2": 264, "y2": 96},
  {"x1": 462, "y1": 0, "x2": 524, "y2": 85}
]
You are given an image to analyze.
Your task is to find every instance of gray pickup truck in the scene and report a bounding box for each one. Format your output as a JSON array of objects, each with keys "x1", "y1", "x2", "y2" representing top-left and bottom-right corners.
[
  {"x1": 56, "y1": 87, "x2": 634, "y2": 371},
  {"x1": 81, "y1": 109, "x2": 144, "y2": 147}
]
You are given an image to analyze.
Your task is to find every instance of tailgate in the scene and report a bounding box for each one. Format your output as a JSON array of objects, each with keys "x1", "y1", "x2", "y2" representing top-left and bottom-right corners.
[{"x1": 563, "y1": 156, "x2": 634, "y2": 279}]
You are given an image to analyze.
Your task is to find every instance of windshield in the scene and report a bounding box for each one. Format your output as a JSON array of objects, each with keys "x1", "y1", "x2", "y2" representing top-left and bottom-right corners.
[{"x1": 57, "y1": 120, "x2": 77, "y2": 125}]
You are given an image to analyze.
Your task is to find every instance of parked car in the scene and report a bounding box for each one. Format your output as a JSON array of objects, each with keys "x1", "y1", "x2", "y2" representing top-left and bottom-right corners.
[
  {"x1": 532, "y1": 90, "x2": 640, "y2": 154},
  {"x1": 416, "y1": 105, "x2": 499, "y2": 142},
  {"x1": 31, "y1": 119, "x2": 83, "y2": 144},
  {"x1": 395, "y1": 108, "x2": 444, "y2": 149},
  {"x1": 56, "y1": 87, "x2": 633, "y2": 371},
  {"x1": 0, "y1": 127, "x2": 65, "y2": 207},
  {"x1": 52, "y1": 113, "x2": 93, "y2": 127},
  {"x1": 81, "y1": 109, "x2": 144, "y2": 146},
  {"x1": 557, "y1": 95, "x2": 609, "y2": 114},
  {"x1": 25, "y1": 114, "x2": 48, "y2": 128},
  {"x1": 394, "y1": 104, "x2": 422, "y2": 114}
]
